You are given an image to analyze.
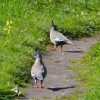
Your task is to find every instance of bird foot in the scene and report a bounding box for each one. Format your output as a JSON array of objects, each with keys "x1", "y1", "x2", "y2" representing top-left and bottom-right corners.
[
  {"x1": 33, "y1": 85, "x2": 39, "y2": 88},
  {"x1": 39, "y1": 85, "x2": 44, "y2": 88},
  {"x1": 51, "y1": 48, "x2": 56, "y2": 51},
  {"x1": 58, "y1": 49, "x2": 62, "y2": 52}
]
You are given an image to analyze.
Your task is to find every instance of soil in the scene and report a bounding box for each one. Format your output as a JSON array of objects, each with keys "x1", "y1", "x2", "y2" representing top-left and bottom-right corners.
[{"x1": 20, "y1": 34, "x2": 100, "y2": 100}]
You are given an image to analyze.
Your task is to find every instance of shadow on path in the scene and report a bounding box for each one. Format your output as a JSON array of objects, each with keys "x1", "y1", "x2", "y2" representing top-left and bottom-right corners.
[
  {"x1": 64, "y1": 50, "x2": 84, "y2": 53},
  {"x1": 47, "y1": 85, "x2": 75, "y2": 91}
]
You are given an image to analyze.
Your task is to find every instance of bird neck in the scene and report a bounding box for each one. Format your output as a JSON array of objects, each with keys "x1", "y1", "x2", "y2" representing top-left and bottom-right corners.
[
  {"x1": 35, "y1": 57, "x2": 42, "y2": 64},
  {"x1": 50, "y1": 28, "x2": 54, "y2": 31}
]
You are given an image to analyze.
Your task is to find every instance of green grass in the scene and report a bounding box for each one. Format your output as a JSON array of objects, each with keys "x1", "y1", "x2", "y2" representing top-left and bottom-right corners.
[
  {"x1": 0, "y1": 0, "x2": 100, "y2": 99},
  {"x1": 64, "y1": 42, "x2": 100, "y2": 100},
  {"x1": 77, "y1": 42, "x2": 100, "y2": 100}
]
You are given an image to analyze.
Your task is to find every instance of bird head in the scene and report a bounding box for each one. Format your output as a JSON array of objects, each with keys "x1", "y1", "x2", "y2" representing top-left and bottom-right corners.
[
  {"x1": 50, "y1": 20, "x2": 57, "y2": 31},
  {"x1": 33, "y1": 48, "x2": 42, "y2": 59}
]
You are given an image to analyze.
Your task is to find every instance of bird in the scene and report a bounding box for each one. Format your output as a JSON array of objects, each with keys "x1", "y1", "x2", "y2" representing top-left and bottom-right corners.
[
  {"x1": 31, "y1": 48, "x2": 47, "y2": 88},
  {"x1": 50, "y1": 20, "x2": 76, "y2": 52}
]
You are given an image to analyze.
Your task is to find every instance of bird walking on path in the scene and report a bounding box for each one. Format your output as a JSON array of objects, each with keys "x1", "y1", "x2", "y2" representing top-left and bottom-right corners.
[
  {"x1": 31, "y1": 48, "x2": 47, "y2": 88},
  {"x1": 50, "y1": 20, "x2": 76, "y2": 52}
]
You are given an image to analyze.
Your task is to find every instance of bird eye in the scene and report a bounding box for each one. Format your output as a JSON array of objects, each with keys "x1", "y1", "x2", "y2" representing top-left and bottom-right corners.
[{"x1": 34, "y1": 53, "x2": 37, "y2": 56}]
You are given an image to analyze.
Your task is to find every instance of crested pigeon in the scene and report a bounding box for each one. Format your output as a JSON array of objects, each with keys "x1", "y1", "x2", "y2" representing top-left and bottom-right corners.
[
  {"x1": 31, "y1": 48, "x2": 47, "y2": 88},
  {"x1": 50, "y1": 20, "x2": 75, "y2": 52}
]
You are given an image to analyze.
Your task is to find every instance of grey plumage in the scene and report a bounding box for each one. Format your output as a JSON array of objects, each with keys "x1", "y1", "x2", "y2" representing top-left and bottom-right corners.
[
  {"x1": 31, "y1": 48, "x2": 47, "y2": 88},
  {"x1": 50, "y1": 20, "x2": 75, "y2": 51}
]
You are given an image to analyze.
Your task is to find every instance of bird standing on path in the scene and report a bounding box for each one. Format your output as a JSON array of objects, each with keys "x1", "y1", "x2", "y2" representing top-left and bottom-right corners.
[
  {"x1": 50, "y1": 20, "x2": 75, "y2": 52},
  {"x1": 31, "y1": 48, "x2": 47, "y2": 88}
]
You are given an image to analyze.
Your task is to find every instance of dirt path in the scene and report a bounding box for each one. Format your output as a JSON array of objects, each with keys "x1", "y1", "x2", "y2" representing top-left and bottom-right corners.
[{"x1": 20, "y1": 35, "x2": 100, "y2": 100}]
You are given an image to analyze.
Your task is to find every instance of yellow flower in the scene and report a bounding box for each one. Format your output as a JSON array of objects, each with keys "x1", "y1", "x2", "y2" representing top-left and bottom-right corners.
[
  {"x1": 6, "y1": 21, "x2": 9, "y2": 26},
  {"x1": 10, "y1": 20, "x2": 12, "y2": 24},
  {"x1": 4, "y1": 20, "x2": 13, "y2": 34},
  {"x1": 8, "y1": 30, "x2": 10, "y2": 34},
  {"x1": 6, "y1": 20, "x2": 12, "y2": 26}
]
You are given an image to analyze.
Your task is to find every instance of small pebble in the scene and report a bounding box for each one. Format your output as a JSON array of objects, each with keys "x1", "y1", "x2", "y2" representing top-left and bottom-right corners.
[{"x1": 62, "y1": 53, "x2": 65, "y2": 55}]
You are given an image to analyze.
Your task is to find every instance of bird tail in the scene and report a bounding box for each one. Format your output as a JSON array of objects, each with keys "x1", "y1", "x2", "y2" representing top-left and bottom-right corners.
[{"x1": 67, "y1": 40, "x2": 77, "y2": 46}]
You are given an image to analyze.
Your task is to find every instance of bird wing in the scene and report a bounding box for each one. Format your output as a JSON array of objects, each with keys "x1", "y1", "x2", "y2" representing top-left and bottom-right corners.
[
  {"x1": 52, "y1": 30, "x2": 73, "y2": 44},
  {"x1": 31, "y1": 64, "x2": 46, "y2": 80},
  {"x1": 54, "y1": 37, "x2": 64, "y2": 42}
]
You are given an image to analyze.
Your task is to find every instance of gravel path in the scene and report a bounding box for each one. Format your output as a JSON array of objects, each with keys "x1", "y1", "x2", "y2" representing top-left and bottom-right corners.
[{"x1": 20, "y1": 34, "x2": 100, "y2": 100}]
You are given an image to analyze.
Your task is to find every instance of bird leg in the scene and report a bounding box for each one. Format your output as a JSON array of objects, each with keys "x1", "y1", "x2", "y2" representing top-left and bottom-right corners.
[
  {"x1": 59, "y1": 45, "x2": 62, "y2": 52},
  {"x1": 51, "y1": 47, "x2": 56, "y2": 51},
  {"x1": 39, "y1": 80, "x2": 44, "y2": 88},
  {"x1": 51, "y1": 45, "x2": 57, "y2": 51},
  {"x1": 34, "y1": 79, "x2": 38, "y2": 88}
]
